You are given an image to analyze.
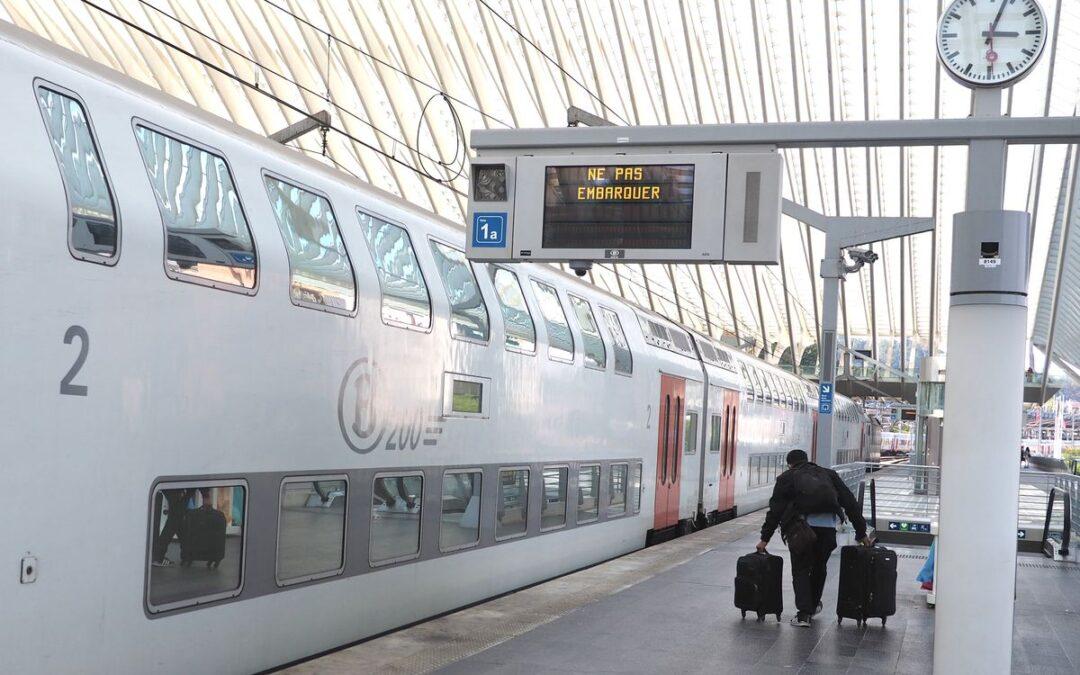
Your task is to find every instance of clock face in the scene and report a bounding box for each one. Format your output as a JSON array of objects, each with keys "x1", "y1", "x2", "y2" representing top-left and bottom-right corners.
[{"x1": 937, "y1": 0, "x2": 1046, "y2": 87}]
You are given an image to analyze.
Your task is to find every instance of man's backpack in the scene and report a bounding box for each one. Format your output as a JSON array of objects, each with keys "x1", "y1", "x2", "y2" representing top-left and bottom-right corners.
[{"x1": 792, "y1": 464, "x2": 841, "y2": 516}]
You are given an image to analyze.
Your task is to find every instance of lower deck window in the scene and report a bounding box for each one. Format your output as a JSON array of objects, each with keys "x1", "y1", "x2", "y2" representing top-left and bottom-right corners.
[
  {"x1": 541, "y1": 467, "x2": 568, "y2": 530},
  {"x1": 440, "y1": 471, "x2": 482, "y2": 551},
  {"x1": 630, "y1": 463, "x2": 643, "y2": 513},
  {"x1": 577, "y1": 465, "x2": 600, "y2": 523},
  {"x1": 370, "y1": 474, "x2": 423, "y2": 565},
  {"x1": 277, "y1": 477, "x2": 347, "y2": 585},
  {"x1": 496, "y1": 469, "x2": 529, "y2": 539},
  {"x1": 148, "y1": 481, "x2": 247, "y2": 612},
  {"x1": 608, "y1": 463, "x2": 628, "y2": 516}
]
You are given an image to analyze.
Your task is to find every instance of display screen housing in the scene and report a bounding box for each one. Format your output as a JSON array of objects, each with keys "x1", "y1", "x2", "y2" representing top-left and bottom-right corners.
[{"x1": 541, "y1": 164, "x2": 695, "y2": 250}]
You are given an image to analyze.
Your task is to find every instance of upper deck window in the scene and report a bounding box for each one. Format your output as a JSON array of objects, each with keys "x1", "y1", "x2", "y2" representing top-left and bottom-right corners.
[
  {"x1": 530, "y1": 280, "x2": 574, "y2": 362},
  {"x1": 568, "y1": 295, "x2": 606, "y2": 369},
  {"x1": 357, "y1": 210, "x2": 431, "y2": 330},
  {"x1": 135, "y1": 125, "x2": 256, "y2": 290},
  {"x1": 263, "y1": 175, "x2": 356, "y2": 314},
  {"x1": 429, "y1": 240, "x2": 489, "y2": 342},
  {"x1": 599, "y1": 307, "x2": 633, "y2": 375},
  {"x1": 36, "y1": 86, "x2": 118, "y2": 263},
  {"x1": 490, "y1": 267, "x2": 536, "y2": 353}
]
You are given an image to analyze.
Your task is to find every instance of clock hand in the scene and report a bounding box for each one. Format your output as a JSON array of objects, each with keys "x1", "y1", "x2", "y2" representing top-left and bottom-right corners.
[
  {"x1": 982, "y1": 31, "x2": 1020, "y2": 38},
  {"x1": 986, "y1": 0, "x2": 1010, "y2": 44}
]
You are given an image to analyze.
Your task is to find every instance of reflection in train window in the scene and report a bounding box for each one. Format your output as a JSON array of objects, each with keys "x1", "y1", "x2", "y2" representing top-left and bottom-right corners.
[
  {"x1": 684, "y1": 411, "x2": 699, "y2": 454},
  {"x1": 568, "y1": 295, "x2": 606, "y2": 369},
  {"x1": 630, "y1": 463, "x2": 642, "y2": 513},
  {"x1": 490, "y1": 268, "x2": 536, "y2": 353},
  {"x1": 709, "y1": 415, "x2": 722, "y2": 452},
  {"x1": 276, "y1": 477, "x2": 346, "y2": 585},
  {"x1": 496, "y1": 468, "x2": 529, "y2": 540},
  {"x1": 147, "y1": 481, "x2": 246, "y2": 612},
  {"x1": 577, "y1": 464, "x2": 600, "y2": 523},
  {"x1": 263, "y1": 175, "x2": 356, "y2": 313},
  {"x1": 530, "y1": 280, "x2": 575, "y2": 362},
  {"x1": 599, "y1": 307, "x2": 633, "y2": 375},
  {"x1": 740, "y1": 364, "x2": 754, "y2": 401},
  {"x1": 541, "y1": 466, "x2": 568, "y2": 530},
  {"x1": 440, "y1": 471, "x2": 481, "y2": 552},
  {"x1": 358, "y1": 210, "x2": 431, "y2": 329},
  {"x1": 36, "y1": 86, "x2": 119, "y2": 263},
  {"x1": 608, "y1": 463, "x2": 628, "y2": 516},
  {"x1": 370, "y1": 474, "x2": 423, "y2": 565},
  {"x1": 134, "y1": 125, "x2": 256, "y2": 289},
  {"x1": 429, "y1": 240, "x2": 489, "y2": 341}
]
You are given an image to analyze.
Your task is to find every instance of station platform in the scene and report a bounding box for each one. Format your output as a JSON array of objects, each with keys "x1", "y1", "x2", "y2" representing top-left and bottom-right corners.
[{"x1": 280, "y1": 511, "x2": 1080, "y2": 674}]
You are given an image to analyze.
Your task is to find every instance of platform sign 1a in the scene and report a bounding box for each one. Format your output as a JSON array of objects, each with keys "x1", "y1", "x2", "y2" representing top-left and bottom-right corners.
[
  {"x1": 818, "y1": 382, "x2": 834, "y2": 414},
  {"x1": 472, "y1": 212, "x2": 507, "y2": 248}
]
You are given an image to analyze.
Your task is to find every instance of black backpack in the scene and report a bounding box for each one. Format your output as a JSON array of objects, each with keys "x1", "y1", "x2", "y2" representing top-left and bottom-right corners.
[{"x1": 791, "y1": 464, "x2": 841, "y2": 516}]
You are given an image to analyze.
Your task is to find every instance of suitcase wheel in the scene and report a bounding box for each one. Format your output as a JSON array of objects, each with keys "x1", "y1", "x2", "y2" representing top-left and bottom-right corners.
[
  {"x1": 881, "y1": 617, "x2": 887, "y2": 627},
  {"x1": 776, "y1": 614, "x2": 782, "y2": 622},
  {"x1": 741, "y1": 610, "x2": 747, "y2": 619},
  {"x1": 837, "y1": 616, "x2": 842, "y2": 625},
  {"x1": 756, "y1": 613, "x2": 766, "y2": 623}
]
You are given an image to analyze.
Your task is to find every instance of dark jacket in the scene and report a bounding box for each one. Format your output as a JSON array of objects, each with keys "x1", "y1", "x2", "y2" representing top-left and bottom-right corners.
[{"x1": 760, "y1": 461, "x2": 867, "y2": 543}]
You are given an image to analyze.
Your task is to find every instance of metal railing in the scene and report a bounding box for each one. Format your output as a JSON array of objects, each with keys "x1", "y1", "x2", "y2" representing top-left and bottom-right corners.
[{"x1": 833, "y1": 462, "x2": 1080, "y2": 537}]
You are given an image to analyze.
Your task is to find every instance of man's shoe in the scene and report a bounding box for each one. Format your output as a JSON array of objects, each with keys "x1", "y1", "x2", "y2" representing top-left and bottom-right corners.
[
  {"x1": 790, "y1": 613, "x2": 812, "y2": 627},
  {"x1": 813, "y1": 602, "x2": 823, "y2": 616}
]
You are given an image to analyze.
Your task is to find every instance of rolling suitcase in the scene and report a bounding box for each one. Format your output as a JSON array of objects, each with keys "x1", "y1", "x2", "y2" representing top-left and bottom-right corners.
[
  {"x1": 181, "y1": 505, "x2": 227, "y2": 569},
  {"x1": 836, "y1": 544, "x2": 897, "y2": 626},
  {"x1": 734, "y1": 551, "x2": 784, "y2": 622}
]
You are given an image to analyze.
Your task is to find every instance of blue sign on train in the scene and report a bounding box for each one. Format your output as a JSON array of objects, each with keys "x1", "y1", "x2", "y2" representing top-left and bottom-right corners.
[
  {"x1": 818, "y1": 382, "x2": 834, "y2": 414},
  {"x1": 472, "y1": 212, "x2": 507, "y2": 248}
]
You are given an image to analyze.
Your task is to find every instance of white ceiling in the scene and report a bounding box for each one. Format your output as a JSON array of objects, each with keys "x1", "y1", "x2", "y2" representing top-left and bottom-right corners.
[{"x1": 5, "y1": 0, "x2": 1079, "y2": 373}]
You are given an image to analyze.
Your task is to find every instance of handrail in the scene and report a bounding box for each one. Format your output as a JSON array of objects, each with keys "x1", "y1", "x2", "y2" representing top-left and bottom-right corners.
[{"x1": 1042, "y1": 488, "x2": 1072, "y2": 557}]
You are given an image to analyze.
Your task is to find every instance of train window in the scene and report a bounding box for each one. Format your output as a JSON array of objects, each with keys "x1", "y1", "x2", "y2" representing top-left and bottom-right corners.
[
  {"x1": 530, "y1": 280, "x2": 575, "y2": 362},
  {"x1": 709, "y1": 415, "x2": 722, "y2": 452},
  {"x1": 440, "y1": 470, "x2": 482, "y2": 552},
  {"x1": 263, "y1": 175, "x2": 356, "y2": 314},
  {"x1": 608, "y1": 463, "x2": 628, "y2": 516},
  {"x1": 599, "y1": 307, "x2": 633, "y2": 375},
  {"x1": 276, "y1": 477, "x2": 347, "y2": 585},
  {"x1": 490, "y1": 267, "x2": 536, "y2": 353},
  {"x1": 443, "y1": 373, "x2": 489, "y2": 418},
  {"x1": 370, "y1": 474, "x2": 423, "y2": 565},
  {"x1": 630, "y1": 463, "x2": 642, "y2": 513},
  {"x1": 684, "y1": 411, "x2": 699, "y2": 454},
  {"x1": 541, "y1": 466, "x2": 568, "y2": 530},
  {"x1": 358, "y1": 210, "x2": 431, "y2": 329},
  {"x1": 568, "y1": 295, "x2": 607, "y2": 370},
  {"x1": 496, "y1": 468, "x2": 530, "y2": 540},
  {"x1": 134, "y1": 125, "x2": 256, "y2": 290},
  {"x1": 429, "y1": 240, "x2": 489, "y2": 342},
  {"x1": 147, "y1": 481, "x2": 247, "y2": 612},
  {"x1": 740, "y1": 364, "x2": 754, "y2": 401},
  {"x1": 752, "y1": 369, "x2": 768, "y2": 402},
  {"x1": 36, "y1": 86, "x2": 119, "y2": 264},
  {"x1": 577, "y1": 464, "x2": 600, "y2": 523}
]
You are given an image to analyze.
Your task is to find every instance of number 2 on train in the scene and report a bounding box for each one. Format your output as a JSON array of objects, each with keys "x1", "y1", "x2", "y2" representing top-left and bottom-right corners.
[{"x1": 60, "y1": 325, "x2": 89, "y2": 396}]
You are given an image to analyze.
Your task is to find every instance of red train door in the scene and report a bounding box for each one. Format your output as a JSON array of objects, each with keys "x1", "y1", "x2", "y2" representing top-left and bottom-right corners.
[
  {"x1": 654, "y1": 374, "x2": 685, "y2": 530},
  {"x1": 717, "y1": 389, "x2": 739, "y2": 512}
]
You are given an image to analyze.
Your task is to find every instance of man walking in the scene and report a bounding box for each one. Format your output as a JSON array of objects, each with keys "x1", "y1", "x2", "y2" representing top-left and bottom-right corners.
[{"x1": 756, "y1": 449, "x2": 869, "y2": 627}]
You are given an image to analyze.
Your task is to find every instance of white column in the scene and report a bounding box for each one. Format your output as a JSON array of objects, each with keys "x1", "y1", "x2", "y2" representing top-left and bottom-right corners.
[{"x1": 934, "y1": 304, "x2": 1025, "y2": 672}]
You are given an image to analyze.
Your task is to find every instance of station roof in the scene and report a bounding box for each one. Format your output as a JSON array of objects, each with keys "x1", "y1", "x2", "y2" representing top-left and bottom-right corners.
[{"x1": 5, "y1": 0, "x2": 1079, "y2": 379}]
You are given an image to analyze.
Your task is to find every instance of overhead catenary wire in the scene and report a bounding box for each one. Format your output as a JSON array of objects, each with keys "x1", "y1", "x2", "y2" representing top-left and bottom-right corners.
[
  {"x1": 131, "y1": 0, "x2": 457, "y2": 176},
  {"x1": 78, "y1": 0, "x2": 466, "y2": 196},
  {"x1": 259, "y1": 0, "x2": 512, "y2": 130},
  {"x1": 474, "y1": 0, "x2": 632, "y2": 126}
]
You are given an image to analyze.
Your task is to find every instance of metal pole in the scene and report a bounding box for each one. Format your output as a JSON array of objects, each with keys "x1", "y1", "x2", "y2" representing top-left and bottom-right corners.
[
  {"x1": 935, "y1": 87, "x2": 1027, "y2": 674},
  {"x1": 816, "y1": 243, "x2": 842, "y2": 468}
]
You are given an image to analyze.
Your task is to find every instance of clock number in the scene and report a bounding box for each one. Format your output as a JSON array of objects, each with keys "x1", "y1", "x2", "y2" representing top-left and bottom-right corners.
[{"x1": 60, "y1": 325, "x2": 89, "y2": 397}]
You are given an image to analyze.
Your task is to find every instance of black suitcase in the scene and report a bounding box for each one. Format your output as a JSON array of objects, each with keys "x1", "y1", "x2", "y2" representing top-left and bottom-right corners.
[
  {"x1": 181, "y1": 505, "x2": 227, "y2": 569},
  {"x1": 734, "y1": 551, "x2": 784, "y2": 622},
  {"x1": 836, "y1": 544, "x2": 897, "y2": 626}
]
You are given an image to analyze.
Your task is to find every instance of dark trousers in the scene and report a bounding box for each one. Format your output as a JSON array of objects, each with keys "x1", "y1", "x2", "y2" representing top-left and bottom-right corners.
[{"x1": 791, "y1": 526, "x2": 837, "y2": 615}]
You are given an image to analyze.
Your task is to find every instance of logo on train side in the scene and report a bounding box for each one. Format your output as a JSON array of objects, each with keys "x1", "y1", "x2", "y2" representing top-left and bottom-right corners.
[{"x1": 337, "y1": 357, "x2": 442, "y2": 454}]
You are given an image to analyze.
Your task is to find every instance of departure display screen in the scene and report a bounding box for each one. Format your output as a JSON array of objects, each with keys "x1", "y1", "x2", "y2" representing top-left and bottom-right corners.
[{"x1": 542, "y1": 164, "x2": 695, "y2": 249}]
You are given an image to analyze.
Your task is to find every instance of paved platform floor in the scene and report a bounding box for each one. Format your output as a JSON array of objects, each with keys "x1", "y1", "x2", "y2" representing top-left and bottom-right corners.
[{"x1": 284, "y1": 511, "x2": 1080, "y2": 674}]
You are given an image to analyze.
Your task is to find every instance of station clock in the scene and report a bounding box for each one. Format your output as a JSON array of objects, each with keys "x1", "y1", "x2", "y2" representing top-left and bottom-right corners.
[{"x1": 937, "y1": 0, "x2": 1046, "y2": 88}]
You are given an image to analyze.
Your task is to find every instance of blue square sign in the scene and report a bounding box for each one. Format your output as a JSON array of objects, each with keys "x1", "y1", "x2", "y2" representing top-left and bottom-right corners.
[
  {"x1": 472, "y1": 212, "x2": 507, "y2": 248},
  {"x1": 818, "y1": 382, "x2": 834, "y2": 415}
]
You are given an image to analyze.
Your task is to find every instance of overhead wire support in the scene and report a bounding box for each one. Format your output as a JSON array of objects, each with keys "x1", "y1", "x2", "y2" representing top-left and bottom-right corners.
[{"x1": 79, "y1": 0, "x2": 466, "y2": 196}]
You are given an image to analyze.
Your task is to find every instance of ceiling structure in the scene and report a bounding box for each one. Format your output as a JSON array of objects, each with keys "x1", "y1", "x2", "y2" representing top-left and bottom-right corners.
[{"x1": 5, "y1": 0, "x2": 1080, "y2": 378}]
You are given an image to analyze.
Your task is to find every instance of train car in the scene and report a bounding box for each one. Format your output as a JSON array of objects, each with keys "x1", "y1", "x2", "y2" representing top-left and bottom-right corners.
[{"x1": 0, "y1": 23, "x2": 871, "y2": 674}]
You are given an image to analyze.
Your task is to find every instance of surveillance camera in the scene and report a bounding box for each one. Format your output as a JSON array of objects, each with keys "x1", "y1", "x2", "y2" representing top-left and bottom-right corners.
[
  {"x1": 847, "y1": 248, "x2": 879, "y2": 265},
  {"x1": 569, "y1": 260, "x2": 593, "y2": 277}
]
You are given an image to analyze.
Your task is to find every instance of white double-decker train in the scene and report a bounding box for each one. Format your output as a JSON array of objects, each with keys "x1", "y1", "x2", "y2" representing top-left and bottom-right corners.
[{"x1": 0, "y1": 22, "x2": 874, "y2": 673}]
